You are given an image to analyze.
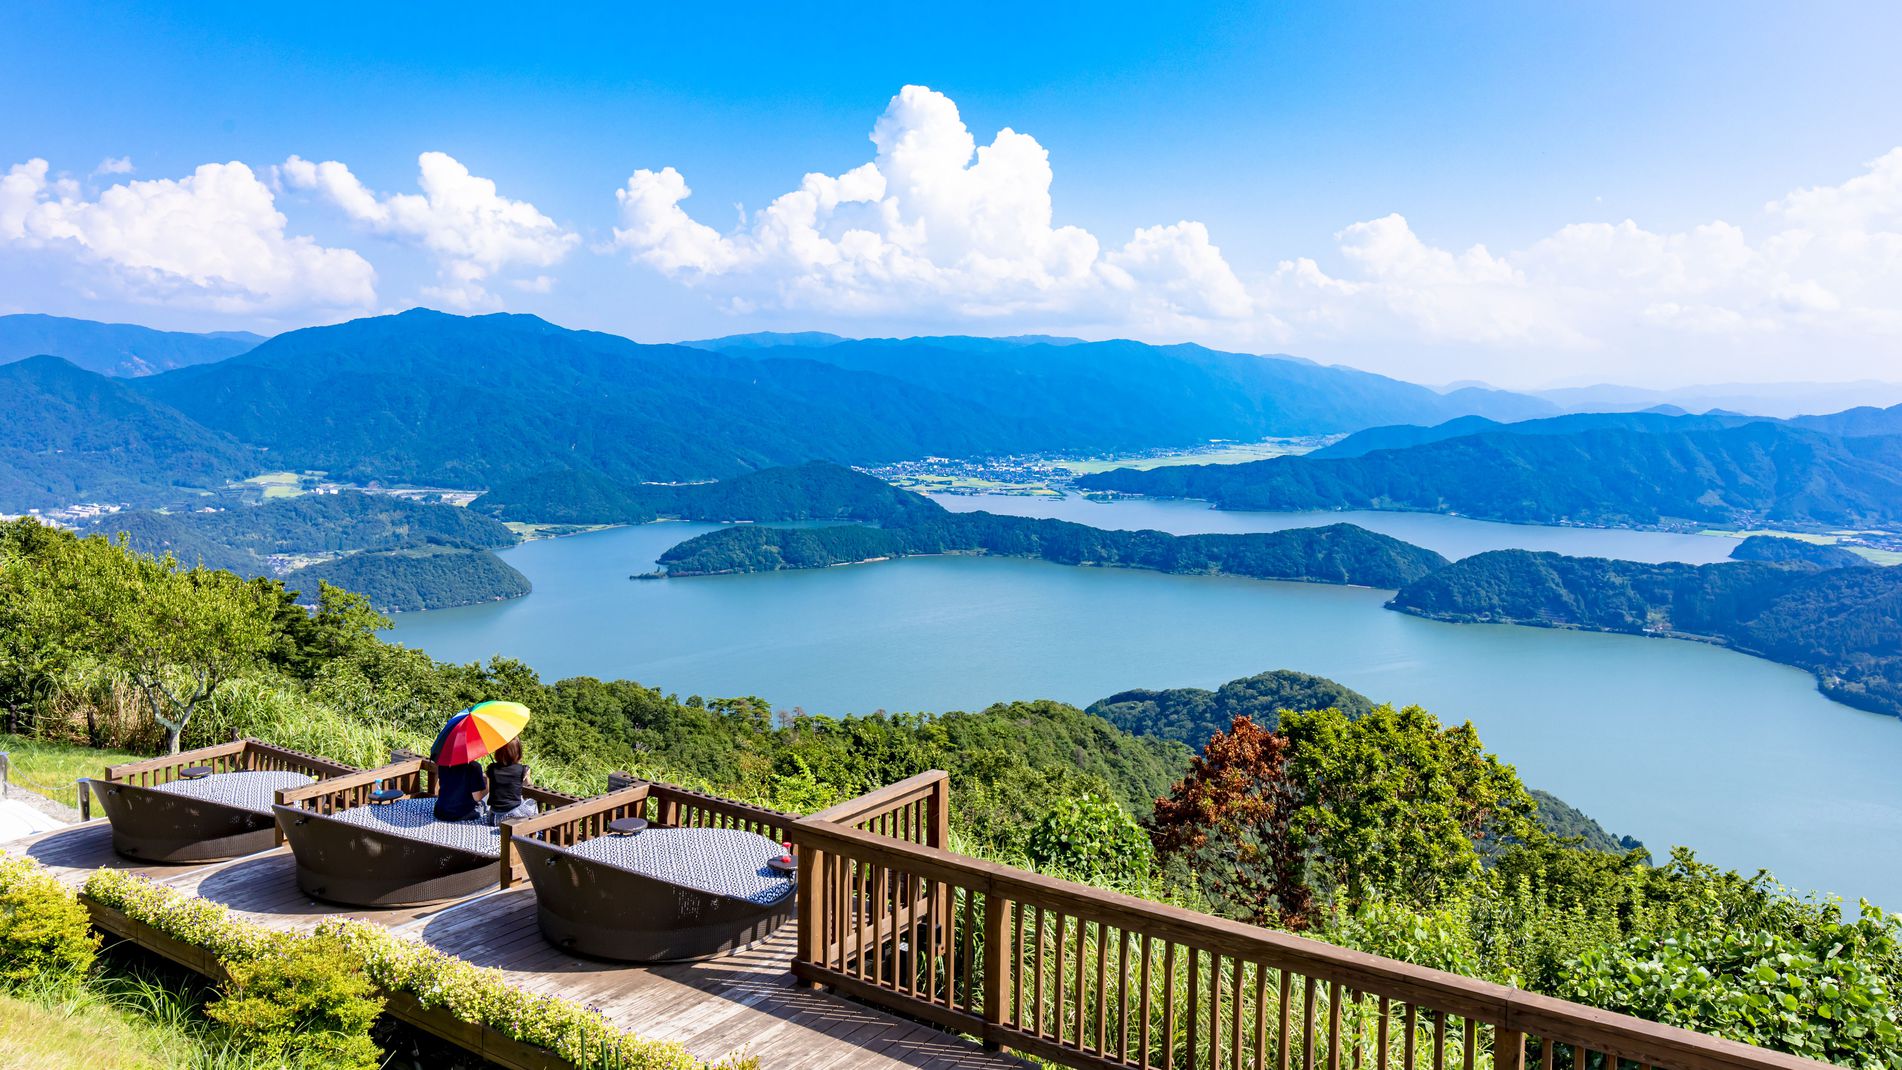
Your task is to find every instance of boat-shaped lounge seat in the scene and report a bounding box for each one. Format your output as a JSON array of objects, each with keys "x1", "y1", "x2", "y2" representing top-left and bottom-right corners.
[
  {"x1": 274, "y1": 754, "x2": 576, "y2": 908},
  {"x1": 88, "y1": 740, "x2": 358, "y2": 864},
  {"x1": 509, "y1": 782, "x2": 797, "y2": 963}
]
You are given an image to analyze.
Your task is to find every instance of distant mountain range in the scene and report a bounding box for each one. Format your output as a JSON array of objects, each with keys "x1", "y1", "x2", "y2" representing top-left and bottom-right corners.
[
  {"x1": 1532, "y1": 380, "x2": 1902, "y2": 420},
  {"x1": 0, "y1": 310, "x2": 1567, "y2": 513},
  {"x1": 696, "y1": 332, "x2": 1557, "y2": 439},
  {"x1": 1082, "y1": 411, "x2": 1902, "y2": 531},
  {"x1": 0, "y1": 314, "x2": 265, "y2": 377}
]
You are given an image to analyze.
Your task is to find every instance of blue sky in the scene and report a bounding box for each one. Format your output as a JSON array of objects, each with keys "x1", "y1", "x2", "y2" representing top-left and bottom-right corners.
[{"x1": 3, "y1": 2, "x2": 1900, "y2": 387}]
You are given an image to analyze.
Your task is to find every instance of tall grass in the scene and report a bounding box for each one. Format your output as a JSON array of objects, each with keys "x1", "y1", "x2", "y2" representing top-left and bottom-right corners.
[{"x1": 2, "y1": 961, "x2": 284, "y2": 1070}]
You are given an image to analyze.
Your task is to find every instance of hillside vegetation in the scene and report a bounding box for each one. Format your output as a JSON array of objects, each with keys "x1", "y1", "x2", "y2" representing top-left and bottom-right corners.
[
  {"x1": 75, "y1": 492, "x2": 524, "y2": 611},
  {"x1": 1728, "y1": 534, "x2": 1872, "y2": 569},
  {"x1": 2, "y1": 516, "x2": 1898, "y2": 1063},
  {"x1": 1390, "y1": 550, "x2": 1902, "y2": 716},
  {"x1": 1087, "y1": 668, "x2": 1377, "y2": 744},
  {"x1": 0, "y1": 356, "x2": 257, "y2": 511},
  {"x1": 1082, "y1": 421, "x2": 1902, "y2": 530},
  {"x1": 286, "y1": 546, "x2": 530, "y2": 613}
]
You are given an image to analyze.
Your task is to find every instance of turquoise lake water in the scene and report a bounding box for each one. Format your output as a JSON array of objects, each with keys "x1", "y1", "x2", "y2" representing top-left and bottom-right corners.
[{"x1": 386, "y1": 497, "x2": 1902, "y2": 906}]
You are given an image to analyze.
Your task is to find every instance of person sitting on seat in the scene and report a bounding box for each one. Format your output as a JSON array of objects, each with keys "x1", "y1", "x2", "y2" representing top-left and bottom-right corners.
[
  {"x1": 485, "y1": 738, "x2": 537, "y2": 826},
  {"x1": 433, "y1": 759, "x2": 487, "y2": 822}
]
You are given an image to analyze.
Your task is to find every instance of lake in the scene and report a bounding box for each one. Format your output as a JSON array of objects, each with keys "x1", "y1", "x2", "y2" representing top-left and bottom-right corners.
[{"x1": 386, "y1": 500, "x2": 1902, "y2": 906}]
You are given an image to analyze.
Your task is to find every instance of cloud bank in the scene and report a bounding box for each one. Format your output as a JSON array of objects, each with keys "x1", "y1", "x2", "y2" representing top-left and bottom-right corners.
[
  {"x1": 612, "y1": 85, "x2": 1256, "y2": 335},
  {"x1": 1264, "y1": 148, "x2": 1902, "y2": 374},
  {"x1": 281, "y1": 151, "x2": 577, "y2": 309},
  {"x1": 0, "y1": 158, "x2": 374, "y2": 314}
]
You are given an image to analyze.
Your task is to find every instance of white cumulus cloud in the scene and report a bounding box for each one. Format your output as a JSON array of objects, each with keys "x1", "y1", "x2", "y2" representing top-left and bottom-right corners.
[
  {"x1": 612, "y1": 85, "x2": 1254, "y2": 335},
  {"x1": 282, "y1": 151, "x2": 578, "y2": 310},
  {"x1": 0, "y1": 158, "x2": 375, "y2": 315},
  {"x1": 1260, "y1": 149, "x2": 1902, "y2": 380}
]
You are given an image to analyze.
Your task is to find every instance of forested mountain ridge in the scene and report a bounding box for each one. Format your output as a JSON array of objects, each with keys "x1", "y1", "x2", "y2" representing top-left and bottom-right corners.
[
  {"x1": 1389, "y1": 549, "x2": 1902, "y2": 716},
  {"x1": 132, "y1": 309, "x2": 1018, "y2": 488},
  {"x1": 731, "y1": 335, "x2": 1555, "y2": 438},
  {"x1": 94, "y1": 310, "x2": 1554, "y2": 494},
  {"x1": 0, "y1": 355, "x2": 258, "y2": 510},
  {"x1": 656, "y1": 509, "x2": 1450, "y2": 588},
  {"x1": 0, "y1": 313, "x2": 264, "y2": 376},
  {"x1": 1081, "y1": 421, "x2": 1902, "y2": 530},
  {"x1": 1308, "y1": 403, "x2": 1902, "y2": 460},
  {"x1": 473, "y1": 461, "x2": 938, "y2": 525}
]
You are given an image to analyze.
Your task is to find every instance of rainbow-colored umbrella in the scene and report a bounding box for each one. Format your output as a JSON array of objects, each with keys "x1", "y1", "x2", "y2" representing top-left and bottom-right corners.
[{"x1": 430, "y1": 701, "x2": 531, "y2": 765}]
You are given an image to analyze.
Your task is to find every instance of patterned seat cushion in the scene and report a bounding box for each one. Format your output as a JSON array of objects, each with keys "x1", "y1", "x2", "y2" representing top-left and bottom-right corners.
[
  {"x1": 150, "y1": 770, "x2": 314, "y2": 815},
  {"x1": 566, "y1": 827, "x2": 794, "y2": 906},
  {"x1": 324, "y1": 797, "x2": 505, "y2": 858}
]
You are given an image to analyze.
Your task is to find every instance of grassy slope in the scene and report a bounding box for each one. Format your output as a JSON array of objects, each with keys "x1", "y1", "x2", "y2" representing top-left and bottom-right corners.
[{"x1": 0, "y1": 733, "x2": 142, "y2": 798}]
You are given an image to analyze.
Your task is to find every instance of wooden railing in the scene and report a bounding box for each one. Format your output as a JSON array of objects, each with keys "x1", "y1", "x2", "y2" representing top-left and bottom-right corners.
[
  {"x1": 789, "y1": 775, "x2": 1830, "y2": 1070},
  {"x1": 808, "y1": 770, "x2": 948, "y2": 848},
  {"x1": 101, "y1": 738, "x2": 357, "y2": 788},
  {"x1": 497, "y1": 775, "x2": 795, "y2": 888},
  {"x1": 277, "y1": 757, "x2": 430, "y2": 816}
]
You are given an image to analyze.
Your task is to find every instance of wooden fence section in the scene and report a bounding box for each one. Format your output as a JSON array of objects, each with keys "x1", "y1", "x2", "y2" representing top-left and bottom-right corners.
[
  {"x1": 808, "y1": 770, "x2": 949, "y2": 849},
  {"x1": 102, "y1": 737, "x2": 357, "y2": 787},
  {"x1": 789, "y1": 775, "x2": 1830, "y2": 1070}
]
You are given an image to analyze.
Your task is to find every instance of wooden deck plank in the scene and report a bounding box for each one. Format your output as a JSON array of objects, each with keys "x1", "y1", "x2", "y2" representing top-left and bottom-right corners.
[{"x1": 2, "y1": 825, "x2": 1029, "y2": 1070}]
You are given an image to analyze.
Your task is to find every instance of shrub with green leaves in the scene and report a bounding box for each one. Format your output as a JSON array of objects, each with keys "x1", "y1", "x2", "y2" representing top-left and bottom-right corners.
[
  {"x1": 1026, "y1": 793, "x2": 1152, "y2": 885},
  {"x1": 206, "y1": 931, "x2": 383, "y2": 1070},
  {"x1": 82, "y1": 869, "x2": 749, "y2": 1070},
  {"x1": 1554, "y1": 902, "x2": 1902, "y2": 1069},
  {"x1": 0, "y1": 854, "x2": 98, "y2": 991}
]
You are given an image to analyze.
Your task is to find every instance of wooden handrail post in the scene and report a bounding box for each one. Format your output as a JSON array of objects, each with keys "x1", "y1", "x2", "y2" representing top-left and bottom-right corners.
[
  {"x1": 927, "y1": 774, "x2": 950, "y2": 850},
  {"x1": 981, "y1": 885, "x2": 1013, "y2": 1049},
  {"x1": 1495, "y1": 1028, "x2": 1526, "y2": 1070},
  {"x1": 796, "y1": 844, "x2": 824, "y2": 987}
]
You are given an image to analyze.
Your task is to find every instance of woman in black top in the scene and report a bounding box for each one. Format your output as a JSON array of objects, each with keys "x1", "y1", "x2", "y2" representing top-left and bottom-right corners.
[{"x1": 486, "y1": 738, "x2": 536, "y2": 826}]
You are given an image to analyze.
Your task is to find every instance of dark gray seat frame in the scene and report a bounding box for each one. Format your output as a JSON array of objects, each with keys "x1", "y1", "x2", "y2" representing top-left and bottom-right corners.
[
  {"x1": 87, "y1": 739, "x2": 358, "y2": 864},
  {"x1": 504, "y1": 779, "x2": 797, "y2": 963},
  {"x1": 274, "y1": 755, "x2": 575, "y2": 908}
]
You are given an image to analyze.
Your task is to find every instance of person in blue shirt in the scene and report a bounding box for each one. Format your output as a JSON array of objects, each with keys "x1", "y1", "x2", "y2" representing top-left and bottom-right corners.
[{"x1": 433, "y1": 759, "x2": 487, "y2": 822}]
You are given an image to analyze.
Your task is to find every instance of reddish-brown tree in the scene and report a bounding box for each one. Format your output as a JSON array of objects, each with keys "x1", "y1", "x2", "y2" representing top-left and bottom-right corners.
[{"x1": 1150, "y1": 714, "x2": 1314, "y2": 928}]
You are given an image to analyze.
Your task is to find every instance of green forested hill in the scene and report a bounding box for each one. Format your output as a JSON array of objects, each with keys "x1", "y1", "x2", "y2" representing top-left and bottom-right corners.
[
  {"x1": 1389, "y1": 550, "x2": 1902, "y2": 716},
  {"x1": 474, "y1": 461, "x2": 937, "y2": 525},
  {"x1": 657, "y1": 509, "x2": 1450, "y2": 588},
  {"x1": 287, "y1": 546, "x2": 530, "y2": 612},
  {"x1": 1728, "y1": 534, "x2": 1872, "y2": 569},
  {"x1": 0, "y1": 355, "x2": 258, "y2": 510},
  {"x1": 1087, "y1": 669, "x2": 1377, "y2": 745},
  {"x1": 77, "y1": 492, "x2": 522, "y2": 609},
  {"x1": 0, "y1": 313, "x2": 264, "y2": 376},
  {"x1": 1081, "y1": 422, "x2": 1902, "y2": 530}
]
